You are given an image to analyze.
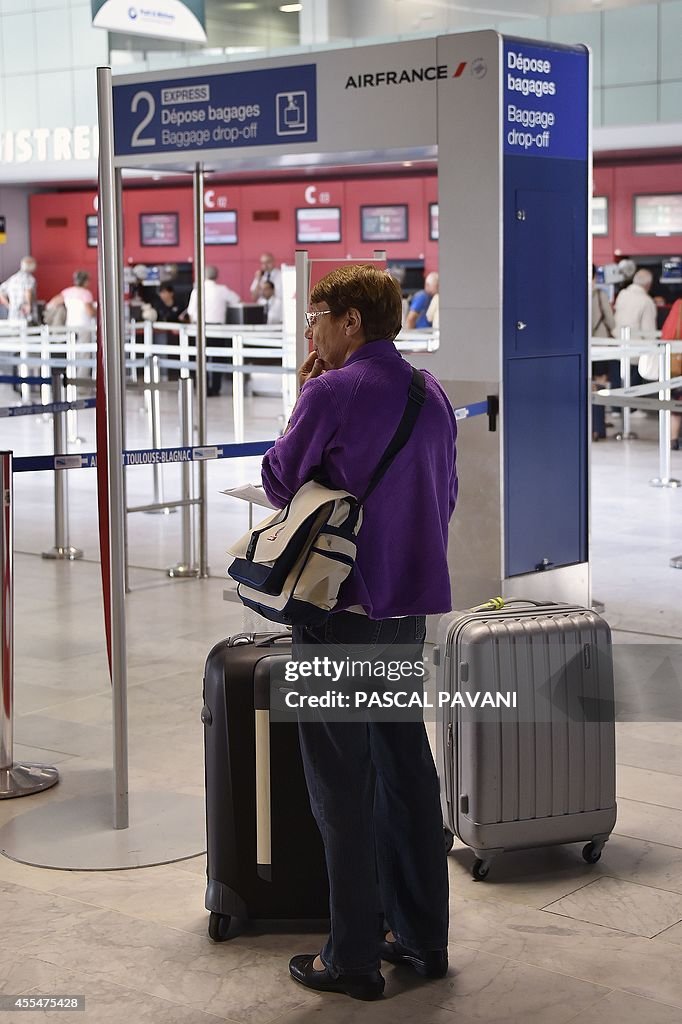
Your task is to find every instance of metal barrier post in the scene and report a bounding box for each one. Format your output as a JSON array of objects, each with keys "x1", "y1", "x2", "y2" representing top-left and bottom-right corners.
[
  {"x1": 17, "y1": 323, "x2": 31, "y2": 405},
  {"x1": 651, "y1": 341, "x2": 681, "y2": 488},
  {"x1": 233, "y1": 334, "x2": 245, "y2": 444},
  {"x1": 65, "y1": 327, "x2": 85, "y2": 445},
  {"x1": 615, "y1": 326, "x2": 637, "y2": 441},
  {"x1": 194, "y1": 161, "x2": 209, "y2": 577},
  {"x1": 42, "y1": 372, "x2": 84, "y2": 561},
  {"x1": 168, "y1": 377, "x2": 199, "y2": 578},
  {"x1": 1, "y1": 451, "x2": 60, "y2": 799},
  {"x1": 143, "y1": 354, "x2": 171, "y2": 514},
  {"x1": 97, "y1": 65, "x2": 129, "y2": 829},
  {"x1": 40, "y1": 324, "x2": 51, "y2": 407}
]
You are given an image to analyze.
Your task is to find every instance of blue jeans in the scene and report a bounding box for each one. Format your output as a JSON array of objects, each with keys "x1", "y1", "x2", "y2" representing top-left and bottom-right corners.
[{"x1": 293, "y1": 611, "x2": 449, "y2": 975}]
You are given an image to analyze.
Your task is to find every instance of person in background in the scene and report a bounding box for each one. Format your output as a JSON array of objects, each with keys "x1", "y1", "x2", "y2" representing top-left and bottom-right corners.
[
  {"x1": 405, "y1": 271, "x2": 438, "y2": 329},
  {"x1": 1, "y1": 256, "x2": 38, "y2": 390},
  {"x1": 142, "y1": 282, "x2": 184, "y2": 380},
  {"x1": 186, "y1": 265, "x2": 240, "y2": 397},
  {"x1": 150, "y1": 282, "x2": 183, "y2": 324},
  {"x1": 615, "y1": 267, "x2": 657, "y2": 339},
  {"x1": 426, "y1": 291, "x2": 439, "y2": 330},
  {"x1": 47, "y1": 270, "x2": 95, "y2": 328},
  {"x1": 249, "y1": 252, "x2": 282, "y2": 302},
  {"x1": 660, "y1": 298, "x2": 682, "y2": 451},
  {"x1": 0, "y1": 256, "x2": 37, "y2": 322},
  {"x1": 259, "y1": 279, "x2": 283, "y2": 324},
  {"x1": 261, "y1": 264, "x2": 456, "y2": 1001},
  {"x1": 591, "y1": 265, "x2": 616, "y2": 442}
]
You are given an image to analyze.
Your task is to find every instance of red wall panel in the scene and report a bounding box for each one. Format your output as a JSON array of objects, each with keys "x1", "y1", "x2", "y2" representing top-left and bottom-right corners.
[
  {"x1": 29, "y1": 160, "x2": 679, "y2": 306},
  {"x1": 611, "y1": 163, "x2": 682, "y2": 258}
]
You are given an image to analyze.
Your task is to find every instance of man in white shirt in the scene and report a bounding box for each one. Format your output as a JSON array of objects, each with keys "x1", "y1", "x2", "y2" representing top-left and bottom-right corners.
[
  {"x1": 186, "y1": 265, "x2": 240, "y2": 397},
  {"x1": 0, "y1": 256, "x2": 37, "y2": 322},
  {"x1": 614, "y1": 268, "x2": 657, "y2": 339},
  {"x1": 259, "y1": 280, "x2": 283, "y2": 324},
  {"x1": 186, "y1": 264, "x2": 240, "y2": 324},
  {"x1": 249, "y1": 252, "x2": 282, "y2": 302}
]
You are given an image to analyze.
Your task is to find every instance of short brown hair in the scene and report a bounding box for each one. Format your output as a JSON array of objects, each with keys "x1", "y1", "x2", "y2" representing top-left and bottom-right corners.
[{"x1": 310, "y1": 264, "x2": 403, "y2": 342}]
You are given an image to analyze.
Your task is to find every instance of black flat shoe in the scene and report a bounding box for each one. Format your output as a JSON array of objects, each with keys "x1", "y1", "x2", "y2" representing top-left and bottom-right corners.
[
  {"x1": 288, "y1": 954, "x2": 384, "y2": 1001},
  {"x1": 379, "y1": 938, "x2": 448, "y2": 979}
]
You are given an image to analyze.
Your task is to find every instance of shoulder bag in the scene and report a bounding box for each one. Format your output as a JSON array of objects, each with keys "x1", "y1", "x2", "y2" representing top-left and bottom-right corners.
[{"x1": 227, "y1": 367, "x2": 426, "y2": 626}]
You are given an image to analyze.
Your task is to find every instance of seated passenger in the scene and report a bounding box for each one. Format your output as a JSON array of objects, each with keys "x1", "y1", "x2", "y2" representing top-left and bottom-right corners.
[{"x1": 405, "y1": 271, "x2": 438, "y2": 329}]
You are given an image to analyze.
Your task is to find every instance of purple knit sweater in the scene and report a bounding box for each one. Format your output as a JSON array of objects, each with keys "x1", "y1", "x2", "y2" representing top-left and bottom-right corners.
[{"x1": 261, "y1": 340, "x2": 458, "y2": 619}]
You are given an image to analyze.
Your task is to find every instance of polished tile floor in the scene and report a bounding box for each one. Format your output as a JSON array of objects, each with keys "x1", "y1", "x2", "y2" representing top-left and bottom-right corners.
[{"x1": 1, "y1": 383, "x2": 681, "y2": 1023}]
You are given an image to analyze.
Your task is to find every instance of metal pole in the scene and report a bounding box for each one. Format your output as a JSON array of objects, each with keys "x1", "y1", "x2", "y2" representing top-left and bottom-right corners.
[
  {"x1": 168, "y1": 377, "x2": 199, "y2": 579},
  {"x1": 233, "y1": 334, "x2": 244, "y2": 444},
  {"x1": 651, "y1": 341, "x2": 681, "y2": 488},
  {"x1": 193, "y1": 163, "x2": 209, "y2": 577},
  {"x1": 18, "y1": 323, "x2": 30, "y2": 405},
  {"x1": 116, "y1": 167, "x2": 131, "y2": 596},
  {"x1": 40, "y1": 324, "x2": 51, "y2": 407},
  {"x1": 615, "y1": 326, "x2": 636, "y2": 441},
  {"x1": 97, "y1": 66, "x2": 129, "y2": 829},
  {"x1": 42, "y1": 372, "x2": 83, "y2": 561},
  {"x1": 143, "y1": 354, "x2": 170, "y2": 513},
  {"x1": 65, "y1": 328, "x2": 85, "y2": 444},
  {"x1": 1, "y1": 451, "x2": 59, "y2": 799}
]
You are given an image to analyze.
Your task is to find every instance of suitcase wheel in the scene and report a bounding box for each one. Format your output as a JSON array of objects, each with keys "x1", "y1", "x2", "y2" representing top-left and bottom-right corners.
[
  {"x1": 444, "y1": 828, "x2": 455, "y2": 855},
  {"x1": 582, "y1": 842, "x2": 603, "y2": 865},
  {"x1": 471, "y1": 858, "x2": 490, "y2": 881},
  {"x1": 208, "y1": 911, "x2": 232, "y2": 942}
]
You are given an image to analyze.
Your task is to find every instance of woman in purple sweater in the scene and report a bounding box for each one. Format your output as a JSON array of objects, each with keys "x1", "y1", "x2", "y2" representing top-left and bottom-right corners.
[{"x1": 261, "y1": 264, "x2": 458, "y2": 1001}]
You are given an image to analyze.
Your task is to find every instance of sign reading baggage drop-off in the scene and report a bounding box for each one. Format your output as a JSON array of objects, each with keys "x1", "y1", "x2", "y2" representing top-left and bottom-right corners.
[
  {"x1": 113, "y1": 64, "x2": 317, "y2": 158},
  {"x1": 503, "y1": 40, "x2": 587, "y2": 161}
]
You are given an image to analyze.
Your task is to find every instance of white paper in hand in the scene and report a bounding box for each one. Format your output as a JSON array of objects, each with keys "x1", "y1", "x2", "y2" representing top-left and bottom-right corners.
[{"x1": 221, "y1": 483, "x2": 275, "y2": 509}]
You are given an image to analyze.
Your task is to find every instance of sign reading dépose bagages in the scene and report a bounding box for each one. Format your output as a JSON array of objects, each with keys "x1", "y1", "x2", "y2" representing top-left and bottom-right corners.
[{"x1": 113, "y1": 64, "x2": 317, "y2": 157}]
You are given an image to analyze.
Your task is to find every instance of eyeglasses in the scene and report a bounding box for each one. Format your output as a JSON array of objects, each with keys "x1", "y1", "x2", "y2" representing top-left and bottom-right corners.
[{"x1": 304, "y1": 309, "x2": 332, "y2": 328}]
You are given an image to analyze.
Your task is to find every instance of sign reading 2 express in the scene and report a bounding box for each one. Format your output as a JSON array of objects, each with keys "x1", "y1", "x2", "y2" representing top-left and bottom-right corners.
[
  {"x1": 503, "y1": 41, "x2": 587, "y2": 160},
  {"x1": 113, "y1": 64, "x2": 317, "y2": 157}
]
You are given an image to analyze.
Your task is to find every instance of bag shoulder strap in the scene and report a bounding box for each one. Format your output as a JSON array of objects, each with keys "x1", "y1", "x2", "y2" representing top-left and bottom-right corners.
[{"x1": 358, "y1": 366, "x2": 426, "y2": 505}]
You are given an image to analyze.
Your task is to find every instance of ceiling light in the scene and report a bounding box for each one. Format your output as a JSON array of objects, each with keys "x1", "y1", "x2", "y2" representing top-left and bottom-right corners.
[
  {"x1": 225, "y1": 2, "x2": 258, "y2": 9},
  {"x1": 279, "y1": 4, "x2": 303, "y2": 12}
]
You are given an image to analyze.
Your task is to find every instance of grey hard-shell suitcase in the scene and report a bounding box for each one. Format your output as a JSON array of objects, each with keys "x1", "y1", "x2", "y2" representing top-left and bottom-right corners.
[{"x1": 435, "y1": 600, "x2": 617, "y2": 880}]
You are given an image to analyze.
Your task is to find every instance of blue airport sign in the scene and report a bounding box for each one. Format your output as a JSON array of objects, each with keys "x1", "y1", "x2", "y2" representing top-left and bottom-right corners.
[
  {"x1": 113, "y1": 63, "x2": 317, "y2": 157},
  {"x1": 503, "y1": 40, "x2": 588, "y2": 160}
]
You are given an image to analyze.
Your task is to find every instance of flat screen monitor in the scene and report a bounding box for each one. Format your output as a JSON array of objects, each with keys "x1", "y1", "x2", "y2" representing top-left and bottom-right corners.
[
  {"x1": 661, "y1": 258, "x2": 682, "y2": 284},
  {"x1": 634, "y1": 194, "x2": 682, "y2": 236},
  {"x1": 429, "y1": 203, "x2": 438, "y2": 241},
  {"x1": 205, "y1": 210, "x2": 238, "y2": 245},
  {"x1": 296, "y1": 207, "x2": 341, "y2": 243},
  {"x1": 361, "y1": 204, "x2": 408, "y2": 243},
  {"x1": 86, "y1": 214, "x2": 98, "y2": 248},
  {"x1": 139, "y1": 212, "x2": 179, "y2": 247},
  {"x1": 592, "y1": 196, "x2": 608, "y2": 236}
]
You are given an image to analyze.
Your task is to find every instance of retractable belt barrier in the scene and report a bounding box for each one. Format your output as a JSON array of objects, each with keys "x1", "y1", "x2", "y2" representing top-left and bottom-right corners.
[
  {"x1": 0, "y1": 398, "x2": 96, "y2": 419},
  {"x1": 10, "y1": 399, "x2": 492, "y2": 475},
  {"x1": 0, "y1": 374, "x2": 53, "y2": 386}
]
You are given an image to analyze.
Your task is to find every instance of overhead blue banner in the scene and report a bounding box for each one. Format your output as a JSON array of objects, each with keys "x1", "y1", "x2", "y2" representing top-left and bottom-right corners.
[
  {"x1": 113, "y1": 64, "x2": 317, "y2": 157},
  {"x1": 503, "y1": 41, "x2": 588, "y2": 161}
]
